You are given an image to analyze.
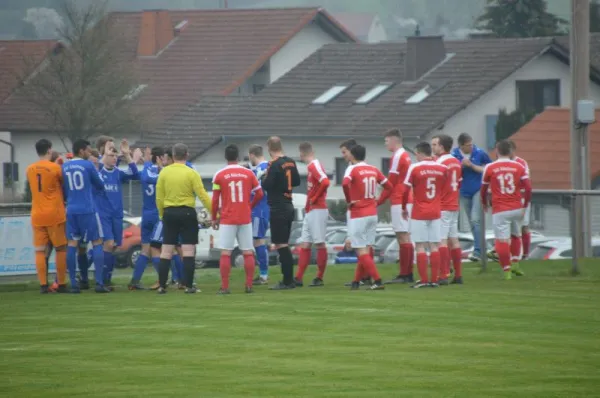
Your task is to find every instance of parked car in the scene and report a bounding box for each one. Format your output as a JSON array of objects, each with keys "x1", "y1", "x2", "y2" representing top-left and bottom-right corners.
[
  {"x1": 373, "y1": 231, "x2": 396, "y2": 263},
  {"x1": 529, "y1": 237, "x2": 600, "y2": 260},
  {"x1": 114, "y1": 216, "x2": 142, "y2": 268}
]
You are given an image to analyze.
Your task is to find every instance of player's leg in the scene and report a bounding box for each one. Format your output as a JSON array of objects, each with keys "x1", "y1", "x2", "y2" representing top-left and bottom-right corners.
[
  {"x1": 411, "y1": 220, "x2": 431, "y2": 288},
  {"x1": 310, "y1": 209, "x2": 329, "y2": 287},
  {"x1": 438, "y1": 211, "x2": 451, "y2": 285},
  {"x1": 237, "y1": 223, "x2": 256, "y2": 293},
  {"x1": 388, "y1": 204, "x2": 413, "y2": 284},
  {"x1": 428, "y1": 219, "x2": 442, "y2": 286},
  {"x1": 171, "y1": 245, "x2": 184, "y2": 285},
  {"x1": 510, "y1": 214, "x2": 525, "y2": 276},
  {"x1": 252, "y1": 217, "x2": 269, "y2": 284},
  {"x1": 130, "y1": 216, "x2": 155, "y2": 289},
  {"x1": 448, "y1": 212, "x2": 463, "y2": 284},
  {"x1": 33, "y1": 226, "x2": 51, "y2": 293},
  {"x1": 149, "y1": 221, "x2": 164, "y2": 290},
  {"x1": 177, "y1": 208, "x2": 199, "y2": 293},
  {"x1": 294, "y1": 213, "x2": 313, "y2": 285},
  {"x1": 157, "y1": 211, "x2": 177, "y2": 292},
  {"x1": 65, "y1": 214, "x2": 85, "y2": 293},
  {"x1": 217, "y1": 224, "x2": 236, "y2": 294},
  {"x1": 269, "y1": 206, "x2": 296, "y2": 290},
  {"x1": 48, "y1": 223, "x2": 68, "y2": 292},
  {"x1": 521, "y1": 204, "x2": 532, "y2": 260},
  {"x1": 87, "y1": 213, "x2": 108, "y2": 292},
  {"x1": 364, "y1": 216, "x2": 384, "y2": 290},
  {"x1": 77, "y1": 241, "x2": 90, "y2": 289},
  {"x1": 100, "y1": 215, "x2": 116, "y2": 288},
  {"x1": 492, "y1": 212, "x2": 513, "y2": 280}
]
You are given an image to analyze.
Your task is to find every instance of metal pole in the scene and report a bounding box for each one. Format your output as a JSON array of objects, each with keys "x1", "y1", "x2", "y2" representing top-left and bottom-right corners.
[
  {"x1": 0, "y1": 139, "x2": 15, "y2": 201},
  {"x1": 570, "y1": 0, "x2": 590, "y2": 260},
  {"x1": 570, "y1": 193, "x2": 580, "y2": 275}
]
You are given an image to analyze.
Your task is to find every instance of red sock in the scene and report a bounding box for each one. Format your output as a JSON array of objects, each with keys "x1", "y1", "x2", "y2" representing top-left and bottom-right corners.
[
  {"x1": 438, "y1": 246, "x2": 449, "y2": 279},
  {"x1": 408, "y1": 245, "x2": 414, "y2": 275},
  {"x1": 354, "y1": 262, "x2": 364, "y2": 283},
  {"x1": 495, "y1": 240, "x2": 511, "y2": 271},
  {"x1": 243, "y1": 253, "x2": 255, "y2": 288},
  {"x1": 359, "y1": 253, "x2": 380, "y2": 281},
  {"x1": 510, "y1": 235, "x2": 522, "y2": 262},
  {"x1": 359, "y1": 256, "x2": 369, "y2": 280},
  {"x1": 416, "y1": 252, "x2": 428, "y2": 283},
  {"x1": 316, "y1": 248, "x2": 327, "y2": 279},
  {"x1": 295, "y1": 248, "x2": 311, "y2": 280},
  {"x1": 430, "y1": 251, "x2": 440, "y2": 283},
  {"x1": 400, "y1": 243, "x2": 413, "y2": 276},
  {"x1": 522, "y1": 232, "x2": 531, "y2": 258},
  {"x1": 451, "y1": 248, "x2": 463, "y2": 277},
  {"x1": 219, "y1": 254, "x2": 231, "y2": 289}
]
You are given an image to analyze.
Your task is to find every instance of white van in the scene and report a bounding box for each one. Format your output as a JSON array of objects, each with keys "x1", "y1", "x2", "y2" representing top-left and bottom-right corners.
[{"x1": 195, "y1": 193, "x2": 307, "y2": 267}]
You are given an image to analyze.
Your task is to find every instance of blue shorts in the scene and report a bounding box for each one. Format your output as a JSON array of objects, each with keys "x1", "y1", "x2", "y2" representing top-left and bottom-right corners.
[
  {"x1": 141, "y1": 214, "x2": 159, "y2": 244},
  {"x1": 100, "y1": 215, "x2": 124, "y2": 247},
  {"x1": 252, "y1": 216, "x2": 269, "y2": 239},
  {"x1": 67, "y1": 213, "x2": 102, "y2": 243}
]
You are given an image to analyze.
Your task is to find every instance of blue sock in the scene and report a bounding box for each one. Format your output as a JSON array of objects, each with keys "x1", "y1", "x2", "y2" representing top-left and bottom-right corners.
[
  {"x1": 152, "y1": 257, "x2": 160, "y2": 275},
  {"x1": 256, "y1": 245, "x2": 269, "y2": 277},
  {"x1": 172, "y1": 255, "x2": 184, "y2": 282},
  {"x1": 77, "y1": 252, "x2": 89, "y2": 282},
  {"x1": 103, "y1": 252, "x2": 115, "y2": 284},
  {"x1": 132, "y1": 254, "x2": 149, "y2": 282},
  {"x1": 171, "y1": 262, "x2": 178, "y2": 282},
  {"x1": 67, "y1": 246, "x2": 77, "y2": 287},
  {"x1": 92, "y1": 245, "x2": 104, "y2": 285}
]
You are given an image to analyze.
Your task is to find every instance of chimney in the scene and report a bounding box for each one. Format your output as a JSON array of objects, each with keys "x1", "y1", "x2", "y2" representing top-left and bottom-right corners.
[
  {"x1": 137, "y1": 10, "x2": 174, "y2": 57},
  {"x1": 404, "y1": 35, "x2": 446, "y2": 81}
]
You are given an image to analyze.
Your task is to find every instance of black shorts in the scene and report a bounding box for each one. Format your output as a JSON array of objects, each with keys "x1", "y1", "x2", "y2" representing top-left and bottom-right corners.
[
  {"x1": 162, "y1": 207, "x2": 198, "y2": 246},
  {"x1": 269, "y1": 204, "x2": 294, "y2": 244}
]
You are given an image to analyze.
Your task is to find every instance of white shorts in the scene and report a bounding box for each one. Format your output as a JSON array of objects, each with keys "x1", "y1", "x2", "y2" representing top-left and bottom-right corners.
[
  {"x1": 391, "y1": 204, "x2": 412, "y2": 233},
  {"x1": 300, "y1": 208, "x2": 329, "y2": 244},
  {"x1": 522, "y1": 203, "x2": 531, "y2": 227},
  {"x1": 440, "y1": 211, "x2": 459, "y2": 239},
  {"x1": 492, "y1": 209, "x2": 524, "y2": 240},
  {"x1": 410, "y1": 219, "x2": 441, "y2": 243},
  {"x1": 348, "y1": 215, "x2": 377, "y2": 249},
  {"x1": 218, "y1": 223, "x2": 254, "y2": 251}
]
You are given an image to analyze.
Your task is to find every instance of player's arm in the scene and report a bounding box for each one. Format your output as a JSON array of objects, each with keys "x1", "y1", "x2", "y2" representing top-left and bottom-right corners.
[
  {"x1": 119, "y1": 162, "x2": 140, "y2": 182},
  {"x1": 480, "y1": 165, "x2": 491, "y2": 206},
  {"x1": 192, "y1": 171, "x2": 212, "y2": 213},
  {"x1": 311, "y1": 165, "x2": 330, "y2": 204},
  {"x1": 61, "y1": 168, "x2": 69, "y2": 201},
  {"x1": 250, "y1": 174, "x2": 264, "y2": 208},
  {"x1": 156, "y1": 173, "x2": 165, "y2": 219},
  {"x1": 290, "y1": 161, "x2": 301, "y2": 187},
  {"x1": 521, "y1": 170, "x2": 532, "y2": 208},
  {"x1": 261, "y1": 161, "x2": 278, "y2": 192},
  {"x1": 211, "y1": 176, "x2": 221, "y2": 221},
  {"x1": 401, "y1": 165, "x2": 415, "y2": 210},
  {"x1": 471, "y1": 151, "x2": 492, "y2": 174},
  {"x1": 88, "y1": 163, "x2": 105, "y2": 192},
  {"x1": 342, "y1": 174, "x2": 352, "y2": 204}
]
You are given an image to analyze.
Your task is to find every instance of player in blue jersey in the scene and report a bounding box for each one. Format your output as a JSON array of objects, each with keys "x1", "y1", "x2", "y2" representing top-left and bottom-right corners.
[
  {"x1": 248, "y1": 145, "x2": 270, "y2": 285},
  {"x1": 129, "y1": 146, "x2": 167, "y2": 290},
  {"x1": 96, "y1": 140, "x2": 140, "y2": 289},
  {"x1": 62, "y1": 139, "x2": 106, "y2": 293}
]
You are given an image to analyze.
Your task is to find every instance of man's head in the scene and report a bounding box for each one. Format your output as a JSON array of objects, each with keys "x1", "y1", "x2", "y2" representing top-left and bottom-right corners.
[
  {"x1": 415, "y1": 141, "x2": 433, "y2": 161},
  {"x1": 248, "y1": 144, "x2": 264, "y2": 166},
  {"x1": 339, "y1": 139, "x2": 357, "y2": 162},
  {"x1": 224, "y1": 144, "x2": 239, "y2": 163},
  {"x1": 384, "y1": 128, "x2": 402, "y2": 152},
  {"x1": 344, "y1": 239, "x2": 352, "y2": 251},
  {"x1": 165, "y1": 150, "x2": 174, "y2": 166},
  {"x1": 349, "y1": 144, "x2": 366, "y2": 163},
  {"x1": 151, "y1": 146, "x2": 166, "y2": 166},
  {"x1": 457, "y1": 133, "x2": 473, "y2": 155},
  {"x1": 35, "y1": 139, "x2": 52, "y2": 158},
  {"x1": 496, "y1": 139, "x2": 512, "y2": 158},
  {"x1": 298, "y1": 141, "x2": 314, "y2": 164},
  {"x1": 172, "y1": 143, "x2": 188, "y2": 162},
  {"x1": 432, "y1": 134, "x2": 453, "y2": 156},
  {"x1": 267, "y1": 136, "x2": 283, "y2": 158},
  {"x1": 49, "y1": 150, "x2": 60, "y2": 163},
  {"x1": 96, "y1": 135, "x2": 114, "y2": 155},
  {"x1": 72, "y1": 139, "x2": 92, "y2": 159},
  {"x1": 103, "y1": 147, "x2": 118, "y2": 168}
]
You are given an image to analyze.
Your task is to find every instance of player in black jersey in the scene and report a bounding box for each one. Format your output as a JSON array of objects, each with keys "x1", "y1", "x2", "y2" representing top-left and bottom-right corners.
[{"x1": 262, "y1": 136, "x2": 300, "y2": 290}]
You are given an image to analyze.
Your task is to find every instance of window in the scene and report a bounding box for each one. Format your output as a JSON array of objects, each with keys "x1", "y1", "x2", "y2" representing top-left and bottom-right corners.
[
  {"x1": 253, "y1": 84, "x2": 265, "y2": 94},
  {"x1": 516, "y1": 79, "x2": 560, "y2": 113},
  {"x1": 312, "y1": 85, "x2": 349, "y2": 105},
  {"x1": 405, "y1": 85, "x2": 431, "y2": 104},
  {"x1": 355, "y1": 83, "x2": 392, "y2": 104},
  {"x1": 381, "y1": 157, "x2": 391, "y2": 176},
  {"x1": 3, "y1": 162, "x2": 18, "y2": 187},
  {"x1": 335, "y1": 157, "x2": 347, "y2": 185}
]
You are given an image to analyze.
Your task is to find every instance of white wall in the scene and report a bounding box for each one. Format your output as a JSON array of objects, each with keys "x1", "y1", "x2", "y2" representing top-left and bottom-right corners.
[
  {"x1": 269, "y1": 24, "x2": 338, "y2": 83},
  {"x1": 432, "y1": 52, "x2": 600, "y2": 148}
]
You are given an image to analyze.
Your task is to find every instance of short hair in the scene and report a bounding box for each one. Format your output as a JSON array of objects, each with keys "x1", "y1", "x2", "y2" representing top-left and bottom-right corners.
[
  {"x1": 172, "y1": 143, "x2": 188, "y2": 161},
  {"x1": 457, "y1": 133, "x2": 472, "y2": 146},
  {"x1": 35, "y1": 139, "x2": 52, "y2": 156},
  {"x1": 90, "y1": 149, "x2": 100, "y2": 158},
  {"x1": 72, "y1": 139, "x2": 91, "y2": 156},
  {"x1": 151, "y1": 146, "x2": 165, "y2": 164},
  {"x1": 415, "y1": 141, "x2": 432, "y2": 156},
  {"x1": 496, "y1": 139, "x2": 512, "y2": 156},
  {"x1": 267, "y1": 136, "x2": 282, "y2": 153},
  {"x1": 384, "y1": 128, "x2": 402, "y2": 139},
  {"x1": 350, "y1": 144, "x2": 366, "y2": 161},
  {"x1": 95, "y1": 135, "x2": 114, "y2": 151},
  {"x1": 508, "y1": 139, "x2": 517, "y2": 150},
  {"x1": 298, "y1": 142, "x2": 313, "y2": 154},
  {"x1": 339, "y1": 139, "x2": 357, "y2": 150},
  {"x1": 224, "y1": 144, "x2": 239, "y2": 162},
  {"x1": 436, "y1": 134, "x2": 453, "y2": 152},
  {"x1": 248, "y1": 144, "x2": 263, "y2": 157}
]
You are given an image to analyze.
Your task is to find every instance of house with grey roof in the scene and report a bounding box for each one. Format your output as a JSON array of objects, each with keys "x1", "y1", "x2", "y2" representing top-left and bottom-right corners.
[{"x1": 139, "y1": 33, "x2": 600, "y2": 200}]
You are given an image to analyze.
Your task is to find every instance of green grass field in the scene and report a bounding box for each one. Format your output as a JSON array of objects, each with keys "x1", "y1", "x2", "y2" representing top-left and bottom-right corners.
[{"x1": 1, "y1": 260, "x2": 599, "y2": 397}]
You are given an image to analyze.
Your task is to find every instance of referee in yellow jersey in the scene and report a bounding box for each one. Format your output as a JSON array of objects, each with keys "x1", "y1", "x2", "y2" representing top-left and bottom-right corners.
[{"x1": 156, "y1": 143, "x2": 212, "y2": 294}]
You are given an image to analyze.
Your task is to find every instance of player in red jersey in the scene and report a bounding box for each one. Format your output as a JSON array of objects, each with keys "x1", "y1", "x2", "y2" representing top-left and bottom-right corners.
[
  {"x1": 295, "y1": 142, "x2": 330, "y2": 287},
  {"x1": 509, "y1": 140, "x2": 532, "y2": 266},
  {"x1": 377, "y1": 129, "x2": 415, "y2": 284},
  {"x1": 343, "y1": 144, "x2": 393, "y2": 290},
  {"x1": 403, "y1": 142, "x2": 448, "y2": 288},
  {"x1": 432, "y1": 134, "x2": 464, "y2": 285},
  {"x1": 211, "y1": 144, "x2": 264, "y2": 294},
  {"x1": 481, "y1": 140, "x2": 531, "y2": 279}
]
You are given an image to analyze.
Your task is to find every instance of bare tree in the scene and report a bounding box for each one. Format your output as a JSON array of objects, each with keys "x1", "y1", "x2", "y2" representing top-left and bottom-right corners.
[{"x1": 17, "y1": 0, "x2": 144, "y2": 147}]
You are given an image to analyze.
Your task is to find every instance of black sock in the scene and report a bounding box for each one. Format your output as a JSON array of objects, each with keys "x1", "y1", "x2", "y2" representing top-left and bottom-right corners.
[
  {"x1": 277, "y1": 247, "x2": 294, "y2": 285},
  {"x1": 183, "y1": 256, "x2": 195, "y2": 288},
  {"x1": 159, "y1": 258, "x2": 171, "y2": 288}
]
